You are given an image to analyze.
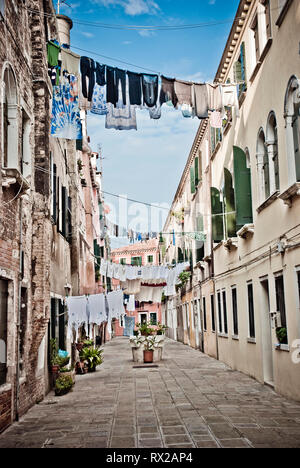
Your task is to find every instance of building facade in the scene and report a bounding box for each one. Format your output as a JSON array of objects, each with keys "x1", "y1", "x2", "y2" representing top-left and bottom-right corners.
[
  {"x1": 0, "y1": 1, "x2": 108, "y2": 433},
  {"x1": 163, "y1": 0, "x2": 300, "y2": 402},
  {"x1": 111, "y1": 239, "x2": 162, "y2": 336}
]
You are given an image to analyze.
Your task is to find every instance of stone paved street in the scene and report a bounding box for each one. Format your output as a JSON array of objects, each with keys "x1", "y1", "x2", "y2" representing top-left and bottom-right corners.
[{"x1": 1, "y1": 337, "x2": 300, "y2": 448}]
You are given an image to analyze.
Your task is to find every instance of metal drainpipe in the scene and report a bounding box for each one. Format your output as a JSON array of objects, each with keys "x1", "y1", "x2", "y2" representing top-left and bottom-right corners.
[{"x1": 15, "y1": 197, "x2": 23, "y2": 421}]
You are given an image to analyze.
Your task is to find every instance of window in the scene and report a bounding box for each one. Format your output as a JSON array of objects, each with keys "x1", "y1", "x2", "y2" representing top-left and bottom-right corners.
[
  {"x1": 120, "y1": 258, "x2": 127, "y2": 265},
  {"x1": 297, "y1": 271, "x2": 300, "y2": 306},
  {"x1": 275, "y1": 274, "x2": 288, "y2": 343},
  {"x1": 257, "y1": 128, "x2": 270, "y2": 202},
  {"x1": 262, "y1": 0, "x2": 272, "y2": 40},
  {"x1": 217, "y1": 291, "x2": 223, "y2": 333},
  {"x1": 211, "y1": 127, "x2": 222, "y2": 154},
  {"x1": 190, "y1": 155, "x2": 201, "y2": 194},
  {"x1": 232, "y1": 287, "x2": 239, "y2": 336},
  {"x1": 233, "y1": 146, "x2": 253, "y2": 231},
  {"x1": 248, "y1": 283, "x2": 256, "y2": 339},
  {"x1": 203, "y1": 297, "x2": 207, "y2": 331},
  {"x1": 222, "y1": 290, "x2": 228, "y2": 335},
  {"x1": 150, "y1": 313, "x2": 157, "y2": 325},
  {"x1": 3, "y1": 65, "x2": 18, "y2": 169},
  {"x1": 284, "y1": 76, "x2": 300, "y2": 185},
  {"x1": 0, "y1": 279, "x2": 8, "y2": 385},
  {"x1": 266, "y1": 112, "x2": 280, "y2": 192},
  {"x1": 21, "y1": 109, "x2": 31, "y2": 177},
  {"x1": 50, "y1": 298, "x2": 66, "y2": 350},
  {"x1": 234, "y1": 42, "x2": 247, "y2": 98},
  {"x1": 147, "y1": 255, "x2": 154, "y2": 264},
  {"x1": 250, "y1": 15, "x2": 260, "y2": 63},
  {"x1": 0, "y1": 0, "x2": 4, "y2": 19},
  {"x1": 210, "y1": 295, "x2": 216, "y2": 332},
  {"x1": 131, "y1": 256, "x2": 142, "y2": 266}
]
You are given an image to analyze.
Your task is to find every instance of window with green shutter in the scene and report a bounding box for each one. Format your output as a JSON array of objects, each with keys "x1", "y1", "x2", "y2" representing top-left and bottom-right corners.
[
  {"x1": 131, "y1": 256, "x2": 142, "y2": 266},
  {"x1": 233, "y1": 146, "x2": 253, "y2": 231},
  {"x1": 234, "y1": 42, "x2": 247, "y2": 97},
  {"x1": 211, "y1": 188, "x2": 224, "y2": 242},
  {"x1": 190, "y1": 165, "x2": 196, "y2": 194},
  {"x1": 223, "y1": 168, "x2": 236, "y2": 238},
  {"x1": 194, "y1": 157, "x2": 199, "y2": 187}
]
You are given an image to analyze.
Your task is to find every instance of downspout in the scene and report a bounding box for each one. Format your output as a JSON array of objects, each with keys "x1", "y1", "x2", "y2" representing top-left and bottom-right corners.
[{"x1": 15, "y1": 197, "x2": 23, "y2": 421}]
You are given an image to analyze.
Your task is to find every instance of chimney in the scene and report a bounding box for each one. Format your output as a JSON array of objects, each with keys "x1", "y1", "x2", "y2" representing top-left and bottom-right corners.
[{"x1": 56, "y1": 14, "x2": 73, "y2": 47}]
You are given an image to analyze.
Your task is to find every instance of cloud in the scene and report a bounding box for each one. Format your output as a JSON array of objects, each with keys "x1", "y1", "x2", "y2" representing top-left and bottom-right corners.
[
  {"x1": 91, "y1": 0, "x2": 160, "y2": 16},
  {"x1": 122, "y1": 40, "x2": 133, "y2": 45},
  {"x1": 81, "y1": 31, "x2": 95, "y2": 38}
]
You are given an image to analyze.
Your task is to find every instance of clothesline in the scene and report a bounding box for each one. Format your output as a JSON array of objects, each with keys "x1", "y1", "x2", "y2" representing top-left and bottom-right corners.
[{"x1": 47, "y1": 38, "x2": 242, "y2": 136}]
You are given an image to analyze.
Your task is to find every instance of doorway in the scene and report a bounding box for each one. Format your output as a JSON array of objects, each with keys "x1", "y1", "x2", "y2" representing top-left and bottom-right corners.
[{"x1": 260, "y1": 278, "x2": 274, "y2": 386}]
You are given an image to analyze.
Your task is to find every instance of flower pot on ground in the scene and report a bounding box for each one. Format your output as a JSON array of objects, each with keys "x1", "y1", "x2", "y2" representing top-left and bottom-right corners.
[
  {"x1": 79, "y1": 346, "x2": 103, "y2": 373},
  {"x1": 55, "y1": 374, "x2": 74, "y2": 396},
  {"x1": 143, "y1": 350, "x2": 154, "y2": 363}
]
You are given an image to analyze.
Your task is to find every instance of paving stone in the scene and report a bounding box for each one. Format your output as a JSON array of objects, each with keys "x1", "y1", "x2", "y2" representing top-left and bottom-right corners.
[{"x1": 1, "y1": 337, "x2": 300, "y2": 449}]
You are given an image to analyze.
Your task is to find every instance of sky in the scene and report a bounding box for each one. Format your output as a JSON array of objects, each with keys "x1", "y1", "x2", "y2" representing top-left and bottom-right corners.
[{"x1": 58, "y1": 0, "x2": 239, "y2": 247}]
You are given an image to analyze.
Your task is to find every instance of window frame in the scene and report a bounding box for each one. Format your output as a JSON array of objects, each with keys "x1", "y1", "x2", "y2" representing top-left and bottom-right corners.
[
  {"x1": 231, "y1": 286, "x2": 239, "y2": 337},
  {"x1": 247, "y1": 282, "x2": 256, "y2": 339}
]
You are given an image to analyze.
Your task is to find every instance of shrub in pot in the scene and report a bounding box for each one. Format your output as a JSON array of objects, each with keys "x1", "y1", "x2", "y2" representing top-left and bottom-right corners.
[
  {"x1": 80, "y1": 346, "x2": 103, "y2": 372},
  {"x1": 143, "y1": 336, "x2": 156, "y2": 364},
  {"x1": 55, "y1": 374, "x2": 74, "y2": 396}
]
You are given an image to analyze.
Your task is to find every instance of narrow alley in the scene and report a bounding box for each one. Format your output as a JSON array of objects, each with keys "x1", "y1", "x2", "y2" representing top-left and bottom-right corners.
[{"x1": 1, "y1": 338, "x2": 300, "y2": 449}]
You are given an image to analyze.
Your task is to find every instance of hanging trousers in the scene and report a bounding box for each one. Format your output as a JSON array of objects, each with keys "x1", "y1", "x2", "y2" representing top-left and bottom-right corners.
[
  {"x1": 80, "y1": 56, "x2": 95, "y2": 101},
  {"x1": 142, "y1": 74, "x2": 159, "y2": 108},
  {"x1": 127, "y1": 71, "x2": 142, "y2": 106}
]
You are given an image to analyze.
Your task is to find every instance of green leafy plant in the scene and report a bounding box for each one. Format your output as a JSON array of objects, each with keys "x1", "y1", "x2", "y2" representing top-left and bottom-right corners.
[
  {"x1": 178, "y1": 271, "x2": 191, "y2": 288},
  {"x1": 135, "y1": 322, "x2": 156, "y2": 337},
  {"x1": 276, "y1": 327, "x2": 288, "y2": 345},
  {"x1": 83, "y1": 339, "x2": 94, "y2": 348},
  {"x1": 80, "y1": 346, "x2": 103, "y2": 372},
  {"x1": 156, "y1": 322, "x2": 168, "y2": 336},
  {"x1": 55, "y1": 374, "x2": 74, "y2": 396},
  {"x1": 50, "y1": 339, "x2": 60, "y2": 366},
  {"x1": 144, "y1": 336, "x2": 157, "y2": 351}
]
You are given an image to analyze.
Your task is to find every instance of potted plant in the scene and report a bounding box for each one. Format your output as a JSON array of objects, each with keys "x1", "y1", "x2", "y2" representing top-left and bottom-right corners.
[
  {"x1": 156, "y1": 322, "x2": 168, "y2": 336},
  {"x1": 50, "y1": 339, "x2": 60, "y2": 373},
  {"x1": 143, "y1": 336, "x2": 156, "y2": 363},
  {"x1": 136, "y1": 322, "x2": 156, "y2": 337},
  {"x1": 55, "y1": 374, "x2": 74, "y2": 396},
  {"x1": 80, "y1": 346, "x2": 103, "y2": 372},
  {"x1": 276, "y1": 327, "x2": 288, "y2": 345}
]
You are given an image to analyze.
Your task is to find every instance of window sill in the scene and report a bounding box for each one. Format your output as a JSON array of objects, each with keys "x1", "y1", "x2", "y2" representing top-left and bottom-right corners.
[
  {"x1": 276, "y1": 0, "x2": 293, "y2": 27},
  {"x1": 0, "y1": 383, "x2": 12, "y2": 394},
  {"x1": 279, "y1": 182, "x2": 300, "y2": 207},
  {"x1": 211, "y1": 141, "x2": 222, "y2": 160},
  {"x1": 232, "y1": 335, "x2": 239, "y2": 341},
  {"x1": 223, "y1": 121, "x2": 232, "y2": 136},
  {"x1": 247, "y1": 337, "x2": 256, "y2": 344},
  {"x1": 257, "y1": 191, "x2": 280, "y2": 213},
  {"x1": 218, "y1": 333, "x2": 229, "y2": 339},
  {"x1": 238, "y1": 91, "x2": 247, "y2": 108},
  {"x1": 275, "y1": 343, "x2": 290, "y2": 352},
  {"x1": 237, "y1": 224, "x2": 255, "y2": 239},
  {"x1": 249, "y1": 61, "x2": 262, "y2": 84}
]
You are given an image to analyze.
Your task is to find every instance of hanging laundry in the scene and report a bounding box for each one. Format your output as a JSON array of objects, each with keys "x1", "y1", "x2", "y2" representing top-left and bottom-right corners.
[
  {"x1": 194, "y1": 83, "x2": 209, "y2": 119},
  {"x1": 66, "y1": 296, "x2": 88, "y2": 341},
  {"x1": 105, "y1": 103, "x2": 137, "y2": 130},
  {"x1": 61, "y1": 48, "x2": 80, "y2": 76},
  {"x1": 51, "y1": 74, "x2": 82, "y2": 140},
  {"x1": 127, "y1": 295, "x2": 135, "y2": 312},
  {"x1": 90, "y1": 84, "x2": 108, "y2": 115},
  {"x1": 107, "y1": 262, "x2": 114, "y2": 278},
  {"x1": 80, "y1": 56, "x2": 96, "y2": 102},
  {"x1": 95, "y1": 62, "x2": 106, "y2": 86},
  {"x1": 88, "y1": 294, "x2": 106, "y2": 325},
  {"x1": 207, "y1": 84, "x2": 222, "y2": 112},
  {"x1": 127, "y1": 71, "x2": 142, "y2": 106},
  {"x1": 100, "y1": 258, "x2": 108, "y2": 276},
  {"x1": 121, "y1": 279, "x2": 141, "y2": 295},
  {"x1": 175, "y1": 79, "x2": 193, "y2": 107},
  {"x1": 47, "y1": 41, "x2": 61, "y2": 67},
  {"x1": 221, "y1": 84, "x2": 240, "y2": 117},
  {"x1": 123, "y1": 316, "x2": 135, "y2": 337},
  {"x1": 160, "y1": 76, "x2": 178, "y2": 108},
  {"x1": 210, "y1": 110, "x2": 223, "y2": 129},
  {"x1": 107, "y1": 290, "x2": 125, "y2": 320},
  {"x1": 115, "y1": 68, "x2": 127, "y2": 106},
  {"x1": 142, "y1": 74, "x2": 159, "y2": 108},
  {"x1": 106, "y1": 66, "x2": 118, "y2": 106}
]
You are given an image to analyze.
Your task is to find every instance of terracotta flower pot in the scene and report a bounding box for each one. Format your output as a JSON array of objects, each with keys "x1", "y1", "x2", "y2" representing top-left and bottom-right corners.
[{"x1": 143, "y1": 350, "x2": 154, "y2": 364}]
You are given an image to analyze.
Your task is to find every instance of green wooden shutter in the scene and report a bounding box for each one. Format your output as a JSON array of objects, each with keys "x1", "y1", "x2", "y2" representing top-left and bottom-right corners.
[
  {"x1": 233, "y1": 146, "x2": 253, "y2": 231},
  {"x1": 211, "y1": 188, "x2": 224, "y2": 242},
  {"x1": 223, "y1": 168, "x2": 236, "y2": 238},
  {"x1": 194, "y1": 157, "x2": 199, "y2": 187},
  {"x1": 292, "y1": 115, "x2": 300, "y2": 181},
  {"x1": 190, "y1": 166, "x2": 195, "y2": 194},
  {"x1": 233, "y1": 60, "x2": 242, "y2": 84}
]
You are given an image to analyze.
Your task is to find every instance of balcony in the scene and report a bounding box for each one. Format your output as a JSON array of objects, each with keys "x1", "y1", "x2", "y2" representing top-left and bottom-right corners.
[{"x1": 279, "y1": 182, "x2": 300, "y2": 207}]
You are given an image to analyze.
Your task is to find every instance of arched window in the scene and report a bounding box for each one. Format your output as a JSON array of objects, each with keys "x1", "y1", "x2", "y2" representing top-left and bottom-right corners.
[
  {"x1": 2, "y1": 64, "x2": 18, "y2": 169},
  {"x1": 256, "y1": 128, "x2": 270, "y2": 202},
  {"x1": 266, "y1": 112, "x2": 280, "y2": 192},
  {"x1": 284, "y1": 76, "x2": 300, "y2": 185}
]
